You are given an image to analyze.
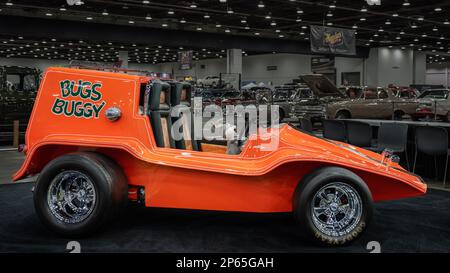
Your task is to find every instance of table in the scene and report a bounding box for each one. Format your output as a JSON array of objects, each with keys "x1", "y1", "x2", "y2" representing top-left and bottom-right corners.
[{"x1": 340, "y1": 119, "x2": 450, "y2": 128}]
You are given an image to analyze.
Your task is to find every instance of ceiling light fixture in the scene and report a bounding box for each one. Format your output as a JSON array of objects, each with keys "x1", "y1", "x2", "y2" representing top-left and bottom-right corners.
[
  {"x1": 403, "y1": 1, "x2": 410, "y2": 6},
  {"x1": 258, "y1": 1, "x2": 265, "y2": 8},
  {"x1": 361, "y1": 6, "x2": 368, "y2": 12}
]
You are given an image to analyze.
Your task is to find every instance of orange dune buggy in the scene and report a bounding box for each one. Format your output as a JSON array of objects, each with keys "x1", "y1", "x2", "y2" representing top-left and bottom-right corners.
[{"x1": 14, "y1": 67, "x2": 426, "y2": 245}]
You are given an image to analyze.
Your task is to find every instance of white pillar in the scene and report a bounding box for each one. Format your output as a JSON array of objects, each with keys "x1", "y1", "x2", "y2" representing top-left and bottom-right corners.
[
  {"x1": 226, "y1": 49, "x2": 242, "y2": 74},
  {"x1": 413, "y1": 50, "x2": 426, "y2": 84},
  {"x1": 118, "y1": 51, "x2": 129, "y2": 68}
]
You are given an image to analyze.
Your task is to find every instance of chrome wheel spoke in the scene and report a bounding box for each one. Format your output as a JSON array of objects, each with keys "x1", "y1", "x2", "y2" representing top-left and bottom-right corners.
[{"x1": 313, "y1": 207, "x2": 327, "y2": 216}]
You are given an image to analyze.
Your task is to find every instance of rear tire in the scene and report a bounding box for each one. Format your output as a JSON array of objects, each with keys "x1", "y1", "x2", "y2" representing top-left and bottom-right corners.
[
  {"x1": 34, "y1": 152, "x2": 128, "y2": 237},
  {"x1": 335, "y1": 111, "x2": 350, "y2": 119},
  {"x1": 293, "y1": 167, "x2": 373, "y2": 246},
  {"x1": 393, "y1": 110, "x2": 404, "y2": 120}
]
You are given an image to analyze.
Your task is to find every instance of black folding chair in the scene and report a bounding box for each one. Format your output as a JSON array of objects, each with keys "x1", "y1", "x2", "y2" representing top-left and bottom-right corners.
[
  {"x1": 299, "y1": 117, "x2": 313, "y2": 133},
  {"x1": 322, "y1": 120, "x2": 346, "y2": 142},
  {"x1": 346, "y1": 121, "x2": 373, "y2": 149},
  {"x1": 372, "y1": 123, "x2": 410, "y2": 170},
  {"x1": 413, "y1": 126, "x2": 449, "y2": 187}
]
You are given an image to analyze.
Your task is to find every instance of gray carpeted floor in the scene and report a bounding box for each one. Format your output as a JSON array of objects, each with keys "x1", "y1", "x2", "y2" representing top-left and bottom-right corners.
[{"x1": 0, "y1": 182, "x2": 449, "y2": 253}]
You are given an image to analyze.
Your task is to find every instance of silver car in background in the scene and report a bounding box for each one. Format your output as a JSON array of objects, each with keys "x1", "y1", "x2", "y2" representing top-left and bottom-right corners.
[{"x1": 413, "y1": 89, "x2": 450, "y2": 121}]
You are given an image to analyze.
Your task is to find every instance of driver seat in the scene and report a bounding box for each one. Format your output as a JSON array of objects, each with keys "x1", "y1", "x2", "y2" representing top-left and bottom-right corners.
[
  {"x1": 170, "y1": 82, "x2": 201, "y2": 151},
  {"x1": 148, "y1": 81, "x2": 176, "y2": 148}
]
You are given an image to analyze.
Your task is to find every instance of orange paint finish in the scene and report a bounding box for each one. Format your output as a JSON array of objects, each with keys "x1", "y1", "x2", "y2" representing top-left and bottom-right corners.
[{"x1": 13, "y1": 67, "x2": 426, "y2": 213}]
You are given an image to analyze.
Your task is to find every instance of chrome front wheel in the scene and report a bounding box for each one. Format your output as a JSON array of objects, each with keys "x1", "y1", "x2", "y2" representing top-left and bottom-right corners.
[
  {"x1": 311, "y1": 182, "x2": 363, "y2": 237},
  {"x1": 293, "y1": 167, "x2": 373, "y2": 246}
]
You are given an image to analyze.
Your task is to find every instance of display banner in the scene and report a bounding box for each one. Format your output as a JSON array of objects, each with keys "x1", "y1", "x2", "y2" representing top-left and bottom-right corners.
[
  {"x1": 310, "y1": 25, "x2": 356, "y2": 55},
  {"x1": 178, "y1": 50, "x2": 193, "y2": 70}
]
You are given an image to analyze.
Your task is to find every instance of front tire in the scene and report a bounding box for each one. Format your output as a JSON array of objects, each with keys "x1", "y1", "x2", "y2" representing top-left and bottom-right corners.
[
  {"x1": 293, "y1": 167, "x2": 373, "y2": 245},
  {"x1": 34, "y1": 152, "x2": 128, "y2": 237}
]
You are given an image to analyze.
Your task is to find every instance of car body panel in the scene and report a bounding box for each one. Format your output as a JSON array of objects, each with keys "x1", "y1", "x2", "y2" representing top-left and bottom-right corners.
[{"x1": 14, "y1": 67, "x2": 426, "y2": 213}]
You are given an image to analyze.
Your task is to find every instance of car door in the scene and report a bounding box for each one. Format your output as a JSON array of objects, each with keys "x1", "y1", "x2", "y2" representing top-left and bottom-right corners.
[
  {"x1": 373, "y1": 89, "x2": 393, "y2": 119},
  {"x1": 347, "y1": 90, "x2": 378, "y2": 119}
]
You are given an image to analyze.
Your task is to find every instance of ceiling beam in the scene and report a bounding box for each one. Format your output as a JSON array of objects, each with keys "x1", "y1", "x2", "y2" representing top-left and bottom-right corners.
[{"x1": 0, "y1": 15, "x2": 370, "y2": 58}]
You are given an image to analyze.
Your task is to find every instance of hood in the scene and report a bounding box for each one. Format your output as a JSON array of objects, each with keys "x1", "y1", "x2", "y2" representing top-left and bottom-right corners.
[
  {"x1": 275, "y1": 125, "x2": 382, "y2": 166},
  {"x1": 300, "y1": 74, "x2": 347, "y2": 98}
]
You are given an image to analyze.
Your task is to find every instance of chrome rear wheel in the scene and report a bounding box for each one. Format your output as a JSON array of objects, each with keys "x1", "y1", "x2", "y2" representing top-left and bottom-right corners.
[{"x1": 47, "y1": 170, "x2": 96, "y2": 224}]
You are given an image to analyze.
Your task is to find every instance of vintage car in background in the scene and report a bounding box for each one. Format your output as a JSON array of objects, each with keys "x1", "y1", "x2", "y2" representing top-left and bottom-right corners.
[
  {"x1": 0, "y1": 66, "x2": 41, "y2": 144},
  {"x1": 198, "y1": 86, "x2": 291, "y2": 123},
  {"x1": 242, "y1": 85, "x2": 292, "y2": 121},
  {"x1": 326, "y1": 84, "x2": 419, "y2": 120},
  {"x1": 413, "y1": 89, "x2": 450, "y2": 121},
  {"x1": 197, "y1": 75, "x2": 220, "y2": 87},
  {"x1": 290, "y1": 74, "x2": 347, "y2": 123},
  {"x1": 16, "y1": 67, "x2": 426, "y2": 246}
]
